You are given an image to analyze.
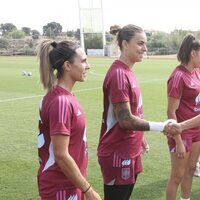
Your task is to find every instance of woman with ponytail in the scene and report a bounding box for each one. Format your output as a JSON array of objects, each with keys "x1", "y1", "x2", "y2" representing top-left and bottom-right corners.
[
  {"x1": 37, "y1": 40, "x2": 101, "y2": 200},
  {"x1": 166, "y1": 34, "x2": 200, "y2": 200}
]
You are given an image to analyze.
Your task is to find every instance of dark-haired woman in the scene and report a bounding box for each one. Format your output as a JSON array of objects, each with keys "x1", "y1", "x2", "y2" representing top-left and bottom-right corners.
[
  {"x1": 97, "y1": 24, "x2": 172, "y2": 200},
  {"x1": 37, "y1": 40, "x2": 101, "y2": 200},
  {"x1": 166, "y1": 34, "x2": 200, "y2": 200}
]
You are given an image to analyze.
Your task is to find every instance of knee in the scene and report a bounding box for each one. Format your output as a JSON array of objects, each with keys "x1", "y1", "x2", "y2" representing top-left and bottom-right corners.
[{"x1": 171, "y1": 172, "x2": 184, "y2": 184}]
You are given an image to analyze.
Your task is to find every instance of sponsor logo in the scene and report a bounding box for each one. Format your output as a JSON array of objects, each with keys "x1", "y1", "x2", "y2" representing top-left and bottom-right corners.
[
  {"x1": 122, "y1": 159, "x2": 131, "y2": 166},
  {"x1": 68, "y1": 194, "x2": 78, "y2": 200}
]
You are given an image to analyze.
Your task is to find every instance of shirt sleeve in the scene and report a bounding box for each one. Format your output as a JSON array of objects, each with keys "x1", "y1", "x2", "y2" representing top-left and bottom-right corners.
[
  {"x1": 167, "y1": 70, "x2": 184, "y2": 99},
  {"x1": 108, "y1": 69, "x2": 130, "y2": 104},
  {"x1": 48, "y1": 95, "x2": 72, "y2": 136}
]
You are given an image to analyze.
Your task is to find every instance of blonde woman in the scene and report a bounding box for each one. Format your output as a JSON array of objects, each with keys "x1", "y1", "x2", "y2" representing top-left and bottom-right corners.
[{"x1": 37, "y1": 40, "x2": 101, "y2": 200}]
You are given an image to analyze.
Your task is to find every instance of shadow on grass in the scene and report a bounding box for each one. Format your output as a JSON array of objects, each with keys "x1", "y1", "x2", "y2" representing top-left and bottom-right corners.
[
  {"x1": 131, "y1": 178, "x2": 200, "y2": 200},
  {"x1": 131, "y1": 179, "x2": 167, "y2": 200},
  {"x1": 190, "y1": 187, "x2": 200, "y2": 199}
]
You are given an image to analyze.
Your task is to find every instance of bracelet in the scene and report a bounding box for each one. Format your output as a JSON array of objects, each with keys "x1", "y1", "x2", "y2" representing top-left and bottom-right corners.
[
  {"x1": 82, "y1": 184, "x2": 91, "y2": 194},
  {"x1": 149, "y1": 121, "x2": 165, "y2": 132}
]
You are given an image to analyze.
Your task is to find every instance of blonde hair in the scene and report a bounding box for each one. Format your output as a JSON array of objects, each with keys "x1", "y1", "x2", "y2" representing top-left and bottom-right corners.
[
  {"x1": 37, "y1": 39, "x2": 55, "y2": 92},
  {"x1": 37, "y1": 39, "x2": 79, "y2": 92}
]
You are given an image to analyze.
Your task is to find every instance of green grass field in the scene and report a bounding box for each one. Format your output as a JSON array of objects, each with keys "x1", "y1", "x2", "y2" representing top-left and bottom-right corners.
[{"x1": 0, "y1": 56, "x2": 199, "y2": 200}]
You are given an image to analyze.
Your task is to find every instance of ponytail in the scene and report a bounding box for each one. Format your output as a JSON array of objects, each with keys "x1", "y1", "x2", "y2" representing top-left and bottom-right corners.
[
  {"x1": 177, "y1": 34, "x2": 200, "y2": 64},
  {"x1": 37, "y1": 39, "x2": 79, "y2": 92},
  {"x1": 37, "y1": 39, "x2": 55, "y2": 92}
]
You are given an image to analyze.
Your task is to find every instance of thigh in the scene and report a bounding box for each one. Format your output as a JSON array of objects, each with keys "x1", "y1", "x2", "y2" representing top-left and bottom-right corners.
[
  {"x1": 170, "y1": 151, "x2": 190, "y2": 177},
  {"x1": 104, "y1": 184, "x2": 134, "y2": 200},
  {"x1": 186, "y1": 141, "x2": 200, "y2": 171},
  {"x1": 168, "y1": 134, "x2": 192, "y2": 152},
  {"x1": 98, "y1": 153, "x2": 142, "y2": 185}
]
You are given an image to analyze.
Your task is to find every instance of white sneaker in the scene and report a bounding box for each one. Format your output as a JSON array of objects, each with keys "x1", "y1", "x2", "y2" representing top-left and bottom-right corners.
[{"x1": 194, "y1": 162, "x2": 200, "y2": 177}]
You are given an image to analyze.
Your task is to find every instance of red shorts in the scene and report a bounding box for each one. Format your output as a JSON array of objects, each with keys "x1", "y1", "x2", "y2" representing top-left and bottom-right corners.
[
  {"x1": 40, "y1": 188, "x2": 83, "y2": 200},
  {"x1": 168, "y1": 132, "x2": 200, "y2": 152},
  {"x1": 98, "y1": 152, "x2": 143, "y2": 185}
]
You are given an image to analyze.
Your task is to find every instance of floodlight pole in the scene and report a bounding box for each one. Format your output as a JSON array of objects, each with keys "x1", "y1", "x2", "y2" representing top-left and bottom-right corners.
[
  {"x1": 101, "y1": 0, "x2": 106, "y2": 48},
  {"x1": 78, "y1": 0, "x2": 85, "y2": 50}
]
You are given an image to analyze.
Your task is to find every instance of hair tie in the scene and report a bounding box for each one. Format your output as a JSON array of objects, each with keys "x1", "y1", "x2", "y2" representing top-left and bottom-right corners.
[{"x1": 51, "y1": 41, "x2": 57, "y2": 48}]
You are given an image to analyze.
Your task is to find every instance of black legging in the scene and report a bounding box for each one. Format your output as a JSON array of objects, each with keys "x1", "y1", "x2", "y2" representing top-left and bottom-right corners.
[{"x1": 104, "y1": 184, "x2": 135, "y2": 200}]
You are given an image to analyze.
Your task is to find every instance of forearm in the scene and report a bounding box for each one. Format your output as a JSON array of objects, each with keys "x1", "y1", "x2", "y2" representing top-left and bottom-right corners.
[
  {"x1": 180, "y1": 115, "x2": 200, "y2": 130},
  {"x1": 114, "y1": 102, "x2": 167, "y2": 132},
  {"x1": 118, "y1": 114, "x2": 167, "y2": 132},
  {"x1": 120, "y1": 115, "x2": 150, "y2": 131},
  {"x1": 55, "y1": 154, "x2": 89, "y2": 192},
  {"x1": 173, "y1": 134, "x2": 182, "y2": 145}
]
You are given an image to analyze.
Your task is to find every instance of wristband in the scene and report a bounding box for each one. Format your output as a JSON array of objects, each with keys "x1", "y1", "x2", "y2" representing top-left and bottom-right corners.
[
  {"x1": 82, "y1": 184, "x2": 91, "y2": 194},
  {"x1": 149, "y1": 121, "x2": 165, "y2": 132}
]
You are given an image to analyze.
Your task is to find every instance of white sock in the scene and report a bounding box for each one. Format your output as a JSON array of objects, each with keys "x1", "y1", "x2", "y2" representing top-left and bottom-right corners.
[{"x1": 181, "y1": 198, "x2": 190, "y2": 200}]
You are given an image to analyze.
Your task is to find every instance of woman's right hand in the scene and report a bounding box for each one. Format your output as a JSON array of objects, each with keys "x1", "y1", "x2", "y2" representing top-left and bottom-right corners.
[
  {"x1": 83, "y1": 187, "x2": 102, "y2": 200},
  {"x1": 175, "y1": 141, "x2": 186, "y2": 159}
]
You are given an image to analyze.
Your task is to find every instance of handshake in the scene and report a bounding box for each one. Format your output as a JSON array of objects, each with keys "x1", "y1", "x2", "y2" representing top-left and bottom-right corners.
[
  {"x1": 163, "y1": 119, "x2": 182, "y2": 136},
  {"x1": 149, "y1": 119, "x2": 183, "y2": 136}
]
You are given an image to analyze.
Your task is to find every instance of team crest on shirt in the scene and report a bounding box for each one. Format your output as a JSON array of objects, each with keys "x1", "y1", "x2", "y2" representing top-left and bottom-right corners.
[{"x1": 121, "y1": 168, "x2": 131, "y2": 180}]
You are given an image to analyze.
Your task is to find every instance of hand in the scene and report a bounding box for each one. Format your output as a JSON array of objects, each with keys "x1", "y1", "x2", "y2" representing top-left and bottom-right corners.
[
  {"x1": 163, "y1": 119, "x2": 181, "y2": 136},
  {"x1": 171, "y1": 122, "x2": 183, "y2": 136},
  {"x1": 142, "y1": 137, "x2": 150, "y2": 154},
  {"x1": 164, "y1": 122, "x2": 182, "y2": 137},
  {"x1": 84, "y1": 187, "x2": 102, "y2": 200},
  {"x1": 175, "y1": 142, "x2": 186, "y2": 159},
  {"x1": 142, "y1": 144, "x2": 150, "y2": 154}
]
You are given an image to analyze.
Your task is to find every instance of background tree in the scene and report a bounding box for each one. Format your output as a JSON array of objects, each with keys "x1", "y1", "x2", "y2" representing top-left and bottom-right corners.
[
  {"x1": 22, "y1": 27, "x2": 31, "y2": 36},
  {"x1": 84, "y1": 33, "x2": 103, "y2": 51},
  {"x1": 31, "y1": 29, "x2": 40, "y2": 39},
  {"x1": 0, "y1": 38, "x2": 9, "y2": 49},
  {"x1": 43, "y1": 22, "x2": 62, "y2": 38},
  {"x1": 195, "y1": 31, "x2": 200, "y2": 39},
  {"x1": 8, "y1": 30, "x2": 25, "y2": 39},
  {"x1": 74, "y1": 28, "x2": 80, "y2": 40},
  {"x1": 105, "y1": 31, "x2": 114, "y2": 44},
  {"x1": 147, "y1": 31, "x2": 169, "y2": 55},
  {"x1": 66, "y1": 30, "x2": 74, "y2": 37},
  {"x1": 0, "y1": 23, "x2": 16, "y2": 35},
  {"x1": 169, "y1": 29, "x2": 188, "y2": 51}
]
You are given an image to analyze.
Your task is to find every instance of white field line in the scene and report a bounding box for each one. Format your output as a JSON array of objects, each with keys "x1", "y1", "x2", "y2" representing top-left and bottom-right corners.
[
  {"x1": 89, "y1": 72, "x2": 166, "y2": 82},
  {"x1": 140, "y1": 78, "x2": 166, "y2": 83},
  {"x1": 0, "y1": 78, "x2": 166, "y2": 103},
  {"x1": 89, "y1": 71, "x2": 105, "y2": 76},
  {"x1": 0, "y1": 94, "x2": 43, "y2": 103},
  {"x1": 0, "y1": 87, "x2": 102, "y2": 103}
]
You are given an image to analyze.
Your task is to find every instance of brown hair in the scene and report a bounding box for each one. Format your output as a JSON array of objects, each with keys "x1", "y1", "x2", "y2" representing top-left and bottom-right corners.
[
  {"x1": 177, "y1": 34, "x2": 200, "y2": 64},
  {"x1": 110, "y1": 24, "x2": 144, "y2": 50},
  {"x1": 37, "y1": 39, "x2": 79, "y2": 91}
]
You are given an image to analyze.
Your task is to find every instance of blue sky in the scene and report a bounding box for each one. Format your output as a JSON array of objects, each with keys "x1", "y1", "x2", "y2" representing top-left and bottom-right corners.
[{"x1": 0, "y1": 0, "x2": 199, "y2": 33}]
